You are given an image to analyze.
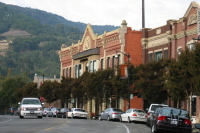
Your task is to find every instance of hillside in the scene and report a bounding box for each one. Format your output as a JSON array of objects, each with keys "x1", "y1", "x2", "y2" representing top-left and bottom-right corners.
[{"x1": 0, "y1": 2, "x2": 119, "y2": 79}]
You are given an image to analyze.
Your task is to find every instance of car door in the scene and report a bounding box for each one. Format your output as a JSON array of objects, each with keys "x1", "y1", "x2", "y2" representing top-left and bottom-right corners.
[
  {"x1": 122, "y1": 109, "x2": 130, "y2": 121},
  {"x1": 101, "y1": 109, "x2": 109, "y2": 119}
]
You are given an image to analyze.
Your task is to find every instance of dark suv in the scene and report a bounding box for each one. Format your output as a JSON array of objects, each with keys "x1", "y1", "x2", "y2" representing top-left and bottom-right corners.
[{"x1": 151, "y1": 107, "x2": 192, "y2": 133}]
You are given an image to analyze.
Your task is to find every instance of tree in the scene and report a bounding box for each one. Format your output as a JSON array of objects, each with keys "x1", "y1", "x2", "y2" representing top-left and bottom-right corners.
[
  {"x1": 134, "y1": 59, "x2": 169, "y2": 104},
  {"x1": 59, "y1": 77, "x2": 73, "y2": 107},
  {"x1": 39, "y1": 80, "x2": 59, "y2": 104}
]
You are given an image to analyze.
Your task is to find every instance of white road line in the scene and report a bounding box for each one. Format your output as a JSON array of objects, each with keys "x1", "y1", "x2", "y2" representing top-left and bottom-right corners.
[
  {"x1": 119, "y1": 123, "x2": 131, "y2": 133},
  {"x1": 0, "y1": 118, "x2": 12, "y2": 123}
]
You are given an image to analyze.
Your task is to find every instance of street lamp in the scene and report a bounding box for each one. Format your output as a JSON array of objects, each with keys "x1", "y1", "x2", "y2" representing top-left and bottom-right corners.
[{"x1": 115, "y1": 51, "x2": 130, "y2": 109}]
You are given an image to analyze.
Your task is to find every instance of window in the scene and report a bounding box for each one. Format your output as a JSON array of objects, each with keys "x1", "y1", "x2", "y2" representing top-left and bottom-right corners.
[
  {"x1": 89, "y1": 60, "x2": 97, "y2": 72},
  {"x1": 62, "y1": 69, "x2": 65, "y2": 77},
  {"x1": 101, "y1": 59, "x2": 104, "y2": 70},
  {"x1": 154, "y1": 51, "x2": 162, "y2": 61},
  {"x1": 177, "y1": 48, "x2": 182, "y2": 56},
  {"x1": 75, "y1": 64, "x2": 82, "y2": 78},
  {"x1": 148, "y1": 53, "x2": 153, "y2": 62},
  {"x1": 69, "y1": 67, "x2": 71, "y2": 77},
  {"x1": 188, "y1": 43, "x2": 195, "y2": 51},
  {"x1": 66, "y1": 68, "x2": 68, "y2": 77},
  {"x1": 164, "y1": 49, "x2": 168, "y2": 58},
  {"x1": 117, "y1": 55, "x2": 120, "y2": 66},
  {"x1": 107, "y1": 57, "x2": 110, "y2": 68},
  {"x1": 112, "y1": 56, "x2": 115, "y2": 68}
]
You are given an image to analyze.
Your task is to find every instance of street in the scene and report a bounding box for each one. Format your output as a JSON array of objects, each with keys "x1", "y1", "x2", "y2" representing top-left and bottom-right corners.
[{"x1": 0, "y1": 115, "x2": 151, "y2": 133}]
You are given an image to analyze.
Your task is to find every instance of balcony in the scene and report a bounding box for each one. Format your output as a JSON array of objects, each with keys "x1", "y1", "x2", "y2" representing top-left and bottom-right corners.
[{"x1": 73, "y1": 47, "x2": 100, "y2": 60}]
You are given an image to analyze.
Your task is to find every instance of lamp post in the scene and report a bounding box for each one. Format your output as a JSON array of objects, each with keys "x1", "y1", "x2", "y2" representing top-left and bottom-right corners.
[{"x1": 115, "y1": 51, "x2": 130, "y2": 109}]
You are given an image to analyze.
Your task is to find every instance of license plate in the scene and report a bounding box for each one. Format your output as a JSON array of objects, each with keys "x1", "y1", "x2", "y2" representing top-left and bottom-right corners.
[
  {"x1": 30, "y1": 111, "x2": 34, "y2": 114},
  {"x1": 171, "y1": 120, "x2": 177, "y2": 125}
]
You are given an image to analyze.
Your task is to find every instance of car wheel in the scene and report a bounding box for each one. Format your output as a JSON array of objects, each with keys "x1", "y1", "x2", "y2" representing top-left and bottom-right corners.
[
  {"x1": 127, "y1": 117, "x2": 131, "y2": 123},
  {"x1": 151, "y1": 124, "x2": 158, "y2": 133},
  {"x1": 38, "y1": 116, "x2": 42, "y2": 119},
  {"x1": 99, "y1": 116, "x2": 102, "y2": 121},
  {"x1": 107, "y1": 116, "x2": 110, "y2": 121},
  {"x1": 19, "y1": 115, "x2": 24, "y2": 119}
]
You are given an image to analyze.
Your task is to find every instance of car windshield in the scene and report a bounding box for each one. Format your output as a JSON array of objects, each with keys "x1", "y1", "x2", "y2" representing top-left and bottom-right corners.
[
  {"x1": 113, "y1": 109, "x2": 123, "y2": 112},
  {"x1": 134, "y1": 110, "x2": 145, "y2": 113},
  {"x1": 22, "y1": 100, "x2": 40, "y2": 105},
  {"x1": 161, "y1": 108, "x2": 189, "y2": 118},
  {"x1": 151, "y1": 105, "x2": 166, "y2": 111},
  {"x1": 75, "y1": 109, "x2": 82, "y2": 111}
]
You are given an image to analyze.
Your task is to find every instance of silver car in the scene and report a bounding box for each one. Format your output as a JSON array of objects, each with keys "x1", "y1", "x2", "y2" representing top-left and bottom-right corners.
[{"x1": 99, "y1": 108, "x2": 124, "y2": 121}]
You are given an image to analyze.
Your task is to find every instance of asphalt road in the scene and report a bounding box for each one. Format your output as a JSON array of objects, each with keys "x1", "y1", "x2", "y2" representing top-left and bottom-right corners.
[{"x1": 0, "y1": 115, "x2": 151, "y2": 133}]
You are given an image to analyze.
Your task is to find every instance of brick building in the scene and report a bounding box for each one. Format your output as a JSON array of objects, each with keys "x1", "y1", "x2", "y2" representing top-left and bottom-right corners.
[
  {"x1": 59, "y1": 20, "x2": 143, "y2": 114},
  {"x1": 142, "y1": 1, "x2": 200, "y2": 123}
]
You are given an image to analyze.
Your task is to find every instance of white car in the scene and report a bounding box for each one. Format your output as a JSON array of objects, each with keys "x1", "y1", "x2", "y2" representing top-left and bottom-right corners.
[
  {"x1": 18, "y1": 97, "x2": 43, "y2": 119},
  {"x1": 120, "y1": 108, "x2": 147, "y2": 123},
  {"x1": 68, "y1": 108, "x2": 88, "y2": 119}
]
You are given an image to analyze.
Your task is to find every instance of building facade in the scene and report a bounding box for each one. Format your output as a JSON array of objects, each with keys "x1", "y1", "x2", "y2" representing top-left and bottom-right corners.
[
  {"x1": 59, "y1": 20, "x2": 143, "y2": 114},
  {"x1": 142, "y1": 1, "x2": 200, "y2": 123}
]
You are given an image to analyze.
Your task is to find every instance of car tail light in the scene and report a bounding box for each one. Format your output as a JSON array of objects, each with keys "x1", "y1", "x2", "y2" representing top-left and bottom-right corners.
[
  {"x1": 112, "y1": 113, "x2": 118, "y2": 114},
  {"x1": 184, "y1": 119, "x2": 192, "y2": 125},
  {"x1": 44, "y1": 111, "x2": 46, "y2": 113},
  {"x1": 66, "y1": 112, "x2": 68, "y2": 114},
  {"x1": 157, "y1": 116, "x2": 166, "y2": 122},
  {"x1": 132, "y1": 113, "x2": 137, "y2": 116},
  {"x1": 55, "y1": 111, "x2": 58, "y2": 113},
  {"x1": 10, "y1": 111, "x2": 14, "y2": 113},
  {"x1": 38, "y1": 107, "x2": 42, "y2": 111}
]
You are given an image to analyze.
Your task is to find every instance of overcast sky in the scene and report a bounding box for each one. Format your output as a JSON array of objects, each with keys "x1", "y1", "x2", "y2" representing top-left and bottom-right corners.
[{"x1": 0, "y1": 0, "x2": 199, "y2": 30}]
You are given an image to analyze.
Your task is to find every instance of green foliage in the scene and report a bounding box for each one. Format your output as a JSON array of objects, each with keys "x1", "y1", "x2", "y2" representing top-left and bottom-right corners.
[
  {"x1": 39, "y1": 80, "x2": 60, "y2": 104},
  {"x1": 134, "y1": 59, "x2": 170, "y2": 104},
  {"x1": 166, "y1": 44, "x2": 200, "y2": 100},
  {"x1": 0, "y1": 74, "x2": 30, "y2": 108}
]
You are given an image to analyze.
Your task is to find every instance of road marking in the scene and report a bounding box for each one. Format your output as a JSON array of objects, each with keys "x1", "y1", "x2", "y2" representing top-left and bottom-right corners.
[
  {"x1": 45, "y1": 127, "x2": 55, "y2": 131},
  {"x1": 0, "y1": 118, "x2": 12, "y2": 123},
  {"x1": 119, "y1": 123, "x2": 131, "y2": 133}
]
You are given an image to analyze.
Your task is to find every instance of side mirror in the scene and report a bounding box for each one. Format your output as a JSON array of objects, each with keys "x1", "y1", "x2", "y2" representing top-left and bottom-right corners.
[
  {"x1": 18, "y1": 102, "x2": 21, "y2": 105},
  {"x1": 42, "y1": 103, "x2": 44, "y2": 105},
  {"x1": 195, "y1": 123, "x2": 200, "y2": 129},
  {"x1": 146, "y1": 108, "x2": 149, "y2": 111}
]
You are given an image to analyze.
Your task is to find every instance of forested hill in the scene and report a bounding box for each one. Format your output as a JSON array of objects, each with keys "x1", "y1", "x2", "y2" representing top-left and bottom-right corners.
[
  {"x1": 0, "y1": 2, "x2": 119, "y2": 79},
  {"x1": 0, "y1": 2, "x2": 119, "y2": 35}
]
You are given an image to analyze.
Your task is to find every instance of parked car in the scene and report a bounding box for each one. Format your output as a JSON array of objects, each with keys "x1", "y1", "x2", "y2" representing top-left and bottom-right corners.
[
  {"x1": 195, "y1": 123, "x2": 200, "y2": 132},
  {"x1": 56, "y1": 108, "x2": 70, "y2": 118},
  {"x1": 149, "y1": 107, "x2": 163, "y2": 127},
  {"x1": 99, "y1": 108, "x2": 124, "y2": 121},
  {"x1": 18, "y1": 97, "x2": 43, "y2": 119},
  {"x1": 68, "y1": 108, "x2": 88, "y2": 119},
  {"x1": 146, "y1": 103, "x2": 168, "y2": 126},
  {"x1": 151, "y1": 107, "x2": 192, "y2": 133},
  {"x1": 7, "y1": 107, "x2": 18, "y2": 115},
  {"x1": 47, "y1": 107, "x2": 60, "y2": 117},
  {"x1": 43, "y1": 108, "x2": 50, "y2": 117},
  {"x1": 120, "y1": 108, "x2": 147, "y2": 123}
]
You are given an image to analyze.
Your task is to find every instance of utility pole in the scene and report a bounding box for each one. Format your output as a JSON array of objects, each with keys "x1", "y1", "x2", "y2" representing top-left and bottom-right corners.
[{"x1": 142, "y1": 0, "x2": 145, "y2": 28}]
